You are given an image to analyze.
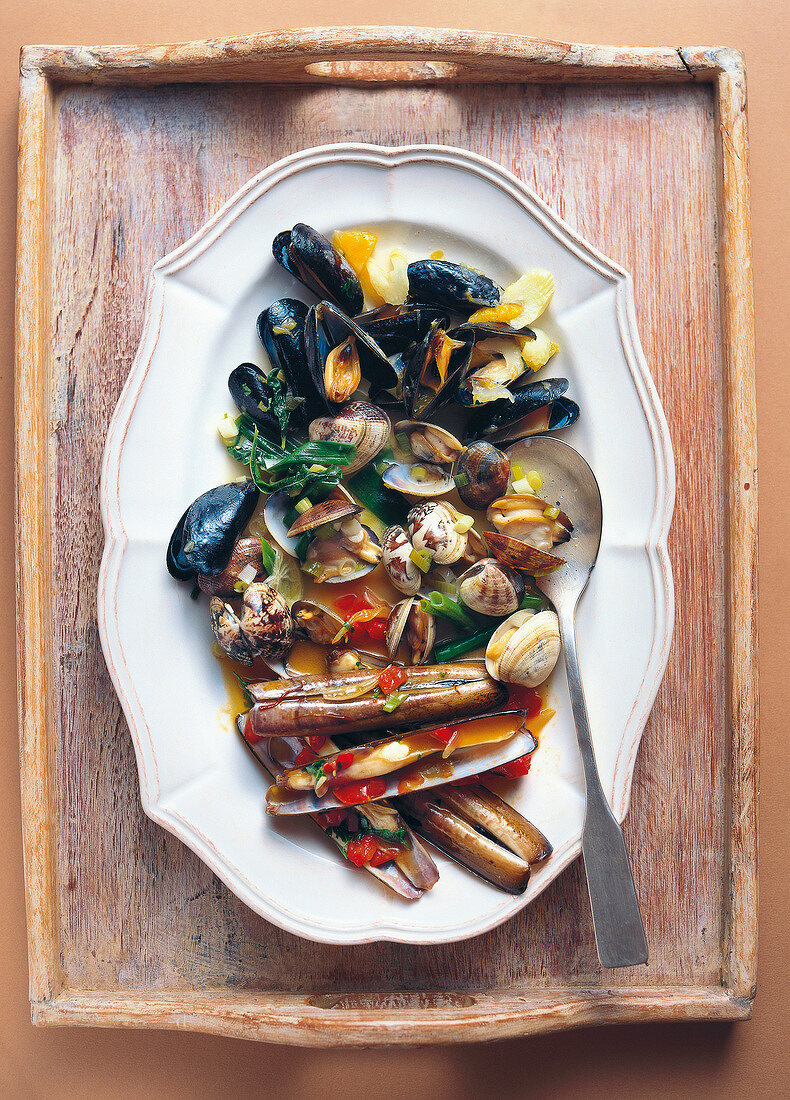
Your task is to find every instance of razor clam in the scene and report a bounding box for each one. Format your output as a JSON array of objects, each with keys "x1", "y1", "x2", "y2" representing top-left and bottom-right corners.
[
  {"x1": 406, "y1": 259, "x2": 501, "y2": 315},
  {"x1": 458, "y1": 558, "x2": 524, "y2": 618},
  {"x1": 238, "y1": 723, "x2": 437, "y2": 898},
  {"x1": 487, "y1": 494, "x2": 573, "y2": 550},
  {"x1": 243, "y1": 663, "x2": 507, "y2": 739},
  {"x1": 309, "y1": 402, "x2": 391, "y2": 475},
  {"x1": 385, "y1": 597, "x2": 435, "y2": 665},
  {"x1": 381, "y1": 461, "x2": 455, "y2": 499},
  {"x1": 393, "y1": 421, "x2": 464, "y2": 467},
  {"x1": 273, "y1": 223, "x2": 364, "y2": 316},
  {"x1": 453, "y1": 441, "x2": 510, "y2": 510},
  {"x1": 167, "y1": 480, "x2": 259, "y2": 581},
  {"x1": 485, "y1": 609, "x2": 561, "y2": 687},
  {"x1": 408, "y1": 500, "x2": 468, "y2": 565},
  {"x1": 210, "y1": 582, "x2": 294, "y2": 665}
]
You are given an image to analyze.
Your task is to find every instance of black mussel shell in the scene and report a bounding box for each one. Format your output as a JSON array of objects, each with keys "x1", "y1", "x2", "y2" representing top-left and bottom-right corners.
[
  {"x1": 449, "y1": 321, "x2": 537, "y2": 341},
  {"x1": 462, "y1": 379, "x2": 578, "y2": 444},
  {"x1": 305, "y1": 301, "x2": 400, "y2": 406},
  {"x1": 166, "y1": 481, "x2": 259, "y2": 580},
  {"x1": 354, "y1": 304, "x2": 448, "y2": 355},
  {"x1": 402, "y1": 321, "x2": 475, "y2": 419},
  {"x1": 407, "y1": 260, "x2": 501, "y2": 315},
  {"x1": 228, "y1": 362, "x2": 300, "y2": 437},
  {"x1": 272, "y1": 223, "x2": 363, "y2": 316},
  {"x1": 257, "y1": 298, "x2": 322, "y2": 421}
]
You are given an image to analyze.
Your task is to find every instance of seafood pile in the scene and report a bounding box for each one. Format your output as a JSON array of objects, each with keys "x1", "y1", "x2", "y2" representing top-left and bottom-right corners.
[{"x1": 167, "y1": 223, "x2": 583, "y2": 899}]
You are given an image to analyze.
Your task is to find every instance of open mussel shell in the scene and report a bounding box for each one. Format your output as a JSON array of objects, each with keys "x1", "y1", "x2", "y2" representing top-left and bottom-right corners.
[
  {"x1": 228, "y1": 362, "x2": 306, "y2": 436},
  {"x1": 394, "y1": 421, "x2": 464, "y2": 467},
  {"x1": 385, "y1": 597, "x2": 436, "y2": 665},
  {"x1": 382, "y1": 461, "x2": 454, "y2": 499},
  {"x1": 485, "y1": 531, "x2": 565, "y2": 575},
  {"x1": 485, "y1": 609, "x2": 561, "y2": 687},
  {"x1": 273, "y1": 223, "x2": 363, "y2": 316},
  {"x1": 458, "y1": 558, "x2": 524, "y2": 618},
  {"x1": 257, "y1": 298, "x2": 325, "y2": 421},
  {"x1": 309, "y1": 401, "x2": 391, "y2": 476},
  {"x1": 450, "y1": 321, "x2": 537, "y2": 341},
  {"x1": 401, "y1": 321, "x2": 474, "y2": 418},
  {"x1": 454, "y1": 440, "x2": 510, "y2": 510},
  {"x1": 167, "y1": 480, "x2": 259, "y2": 580},
  {"x1": 407, "y1": 259, "x2": 501, "y2": 315},
  {"x1": 305, "y1": 301, "x2": 399, "y2": 407},
  {"x1": 462, "y1": 378, "x2": 578, "y2": 444},
  {"x1": 354, "y1": 303, "x2": 448, "y2": 354}
]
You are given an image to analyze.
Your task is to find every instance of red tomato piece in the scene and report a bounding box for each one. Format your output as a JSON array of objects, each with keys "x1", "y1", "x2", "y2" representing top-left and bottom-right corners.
[
  {"x1": 334, "y1": 593, "x2": 371, "y2": 618},
  {"x1": 316, "y1": 808, "x2": 346, "y2": 828},
  {"x1": 242, "y1": 713, "x2": 262, "y2": 745},
  {"x1": 364, "y1": 619, "x2": 387, "y2": 642},
  {"x1": 431, "y1": 725, "x2": 459, "y2": 745},
  {"x1": 492, "y1": 754, "x2": 533, "y2": 779},
  {"x1": 368, "y1": 843, "x2": 401, "y2": 867},
  {"x1": 335, "y1": 751, "x2": 354, "y2": 769},
  {"x1": 333, "y1": 779, "x2": 387, "y2": 805},
  {"x1": 378, "y1": 667, "x2": 408, "y2": 695},
  {"x1": 306, "y1": 736, "x2": 326, "y2": 752},
  {"x1": 345, "y1": 835, "x2": 378, "y2": 866},
  {"x1": 506, "y1": 686, "x2": 543, "y2": 718},
  {"x1": 293, "y1": 745, "x2": 316, "y2": 766}
]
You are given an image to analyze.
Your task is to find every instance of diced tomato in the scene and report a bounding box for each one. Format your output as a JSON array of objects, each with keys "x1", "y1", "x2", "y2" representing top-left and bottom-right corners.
[
  {"x1": 506, "y1": 686, "x2": 543, "y2": 719},
  {"x1": 431, "y1": 725, "x2": 459, "y2": 746},
  {"x1": 316, "y1": 808, "x2": 347, "y2": 828},
  {"x1": 294, "y1": 745, "x2": 317, "y2": 766},
  {"x1": 335, "y1": 751, "x2": 354, "y2": 770},
  {"x1": 345, "y1": 835, "x2": 378, "y2": 866},
  {"x1": 333, "y1": 779, "x2": 387, "y2": 805},
  {"x1": 368, "y1": 843, "x2": 401, "y2": 867},
  {"x1": 306, "y1": 736, "x2": 326, "y2": 752},
  {"x1": 334, "y1": 593, "x2": 371, "y2": 618},
  {"x1": 242, "y1": 713, "x2": 262, "y2": 745},
  {"x1": 363, "y1": 619, "x2": 387, "y2": 642},
  {"x1": 378, "y1": 667, "x2": 408, "y2": 695},
  {"x1": 493, "y1": 754, "x2": 533, "y2": 779}
]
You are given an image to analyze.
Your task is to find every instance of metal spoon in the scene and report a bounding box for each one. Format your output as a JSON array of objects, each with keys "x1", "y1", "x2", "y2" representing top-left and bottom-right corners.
[{"x1": 507, "y1": 435, "x2": 648, "y2": 968}]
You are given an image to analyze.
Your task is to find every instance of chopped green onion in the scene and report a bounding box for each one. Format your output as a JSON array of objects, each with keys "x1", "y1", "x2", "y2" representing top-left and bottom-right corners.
[
  {"x1": 295, "y1": 497, "x2": 312, "y2": 515},
  {"x1": 543, "y1": 505, "x2": 560, "y2": 520},
  {"x1": 519, "y1": 593, "x2": 544, "y2": 611},
  {"x1": 434, "y1": 627, "x2": 497, "y2": 664},
  {"x1": 217, "y1": 414, "x2": 239, "y2": 444},
  {"x1": 453, "y1": 472, "x2": 470, "y2": 489},
  {"x1": 411, "y1": 465, "x2": 427, "y2": 482},
  {"x1": 383, "y1": 691, "x2": 407, "y2": 713},
  {"x1": 259, "y1": 537, "x2": 277, "y2": 576},
  {"x1": 395, "y1": 432, "x2": 411, "y2": 453},
  {"x1": 453, "y1": 514, "x2": 475, "y2": 534},
  {"x1": 423, "y1": 591, "x2": 476, "y2": 631},
  {"x1": 301, "y1": 558, "x2": 325, "y2": 578},
  {"x1": 527, "y1": 470, "x2": 543, "y2": 491},
  {"x1": 434, "y1": 579, "x2": 458, "y2": 597},
  {"x1": 409, "y1": 547, "x2": 432, "y2": 572}
]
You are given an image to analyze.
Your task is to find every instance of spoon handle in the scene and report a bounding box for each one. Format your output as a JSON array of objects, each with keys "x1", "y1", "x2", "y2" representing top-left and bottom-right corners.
[{"x1": 557, "y1": 605, "x2": 649, "y2": 968}]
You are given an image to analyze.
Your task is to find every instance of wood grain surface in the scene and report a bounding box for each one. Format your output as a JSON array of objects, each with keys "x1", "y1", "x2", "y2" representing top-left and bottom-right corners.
[{"x1": 15, "y1": 31, "x2": 757, "y2": 1045}]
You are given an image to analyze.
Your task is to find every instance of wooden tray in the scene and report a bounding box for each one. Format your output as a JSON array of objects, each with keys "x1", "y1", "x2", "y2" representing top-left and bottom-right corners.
[{"x1": 15, "y1": 29, "x2": 757, "y2": 1045}]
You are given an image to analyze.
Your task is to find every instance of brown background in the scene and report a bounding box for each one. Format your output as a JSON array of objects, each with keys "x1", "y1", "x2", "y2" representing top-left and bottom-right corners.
[{"x1": 2, "y1": 3, "x2": 787, "y2": 1098}]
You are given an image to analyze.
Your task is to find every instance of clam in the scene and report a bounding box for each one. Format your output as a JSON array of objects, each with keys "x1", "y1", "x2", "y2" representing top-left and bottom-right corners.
[
  {"x1": 305, "y1": 301, "x2": 399, "y2": 407},
  {"x1": 292, "y1": 600, "x2": 346, "y2": 645},
  {"x1": 487, "y1": 494, "x2": 573, "y2": 550},
  {"x1": 407, "y1": 259, "x2": 501, "y2": 315},
  {"x1": 381, "y1": 461, "x2": 454, "y2": 499},
  {"x1": 286, "y1": 497, "x2": 361, "y2": 538},
  {"x1": 385, "y1": 598, "x2": 436, "y2": 665},
  {"x1": 257, "y1": 298, "x2": 325, "y2": 421},
  {"x1": 460, "y1": 526, "x2": 490, "y2": 565},
  {"x1": 303, "y1": 522, "x2": 382, "y2": 583},
  {"x1": 166, "y1": 480, "x2": 259, "y2": 581},
  {"x1": 394, "y1": 421, "x2": 464, "y2": 467},
  {"x1": 381, "y1": 525, "x2": 422, "y2": 595},
  {"x1": 408, "y1": 501, "x2": 468, "y2": 566},
  {"x1": 210, "y1": 581, "x2": 294, "y2": 665},
  {"x1": 463, "y1": 378, "x2": 579, "y2": 444},
  {"x1": 309, "y1": 402, "x2": 391, "y2": 475},
  {"x1": 485, "y1": 531, "x2": 565, "y2": 576},
  {"x1": 454, "y1": 441, "x2": 510, "y2": 510},
  {"x1": 263, "y1": 492, "x2": 306, "y2": 559},
  {"x1": 458, "y1": 558, "x2": 524, "y2": 618},
  {"x1": 273, "y1": 223, "x2": 363, "y2": 316},
  {"x1": 485, "y1": 609, "x2": 561, "y2": 687},
  {"x1": 197, "y1": 536, "x2": 264, "y2": 597},
  {"x1": 401, "y1": 321, "x2": 474, "y2": 418}
]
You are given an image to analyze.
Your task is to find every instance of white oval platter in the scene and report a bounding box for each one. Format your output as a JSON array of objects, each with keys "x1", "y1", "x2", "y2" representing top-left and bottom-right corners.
[{"x1": 99, "y1": 143, "x2": 674, "y2": 945}]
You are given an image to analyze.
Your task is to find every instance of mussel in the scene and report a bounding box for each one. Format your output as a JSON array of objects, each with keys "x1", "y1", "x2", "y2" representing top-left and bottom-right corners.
[
  {"x1": 408, "y1": 501, "x2": 468, "y2": 566},
  {"x1": 394, "y1": 421, "x2": 464, "y2": 467},
  {"x1": 463, "y1": 378, "x2": 579, "y2": 444},
  {"x1": 309, "y1": 402, "x2": 391, "y2": 475},
  {"x1": 454, "y1": 441, "x2": 510, "y2": 510},
  {"x1": 381, "y1": 525, "x2": 422, "y2": 596},
  {"x1": 385, "y1": 597, "x2": 435, "y2": 665},
  {"x1": 485, "y1": 609, "x2": 561, "y2": 687},
  {"x1": 407, "y1": 259, "x2": 501, "y2": 315},
  {"x1": 228, "y1": 362, "x2": 305, "y2": 438},
  {"x1": 210, "y1": 581, "x2": 294, "y2": 664},
  {"x1": 305, "y1": 301, "x2": 399, "y2": 406},
  {"x1": 458, "y1": 558, "x2": 524, "y2": 618},
  {"x1": 273, "y1": 223, "x2": 363, "y2": 316},
  {"x1": 166, "y1": 480, "x2": 259, "y2": 581},
  {"x1": 381, "y1": 462, "x2": 455, "y2": 499},
  {"x1": 401, "y1": 321, "x2": 474, "y2": 418},
  {"x1": 257, "y1": 298, "x2": 325, "y2": 421},
  {"x1": 197, "y1": 536, "x2": 264, "y2": 597},
  {"x1": 353, "y1": 304, "x2": 448, "y2": 355}
]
